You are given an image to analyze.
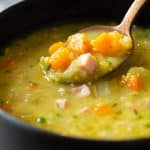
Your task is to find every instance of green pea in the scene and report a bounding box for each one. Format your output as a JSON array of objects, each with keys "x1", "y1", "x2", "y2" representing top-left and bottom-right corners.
[{"x1": 36, "y1": 117, "x2": 46, "y2": 124}]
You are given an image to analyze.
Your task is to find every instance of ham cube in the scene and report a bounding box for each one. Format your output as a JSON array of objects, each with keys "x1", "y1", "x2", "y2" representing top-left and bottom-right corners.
[
  {"x1": 77, "y1": 53, "x2": 96, "y2": 74},
  {"x1": 71, "y1": 84, "x2": 91, "y2": 97}
]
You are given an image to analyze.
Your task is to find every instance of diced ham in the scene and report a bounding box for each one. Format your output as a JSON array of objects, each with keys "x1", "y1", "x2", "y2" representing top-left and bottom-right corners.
[
  {"x1": 56, "y1": 98, "x2": 68, "y2": 110},
  {"x1": 78, "y1": 106, "x2": 91, "y2": 115},
  {"x1": 71, "y1": 84, "x2": 91, "y2": 97},
  {"x1": 77, "y1": 53, "x2": 96, "y2": 74}
]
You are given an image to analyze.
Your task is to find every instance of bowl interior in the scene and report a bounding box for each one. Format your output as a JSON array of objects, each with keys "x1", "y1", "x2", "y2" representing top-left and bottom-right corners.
[{"x1": 0, "y1": 0, "x2": 149, "y2": 46}]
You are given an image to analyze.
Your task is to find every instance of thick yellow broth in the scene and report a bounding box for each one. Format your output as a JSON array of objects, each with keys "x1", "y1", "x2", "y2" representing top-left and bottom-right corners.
[{"x1": 0, "y1": 23, "x2": 150, "y2": 140}]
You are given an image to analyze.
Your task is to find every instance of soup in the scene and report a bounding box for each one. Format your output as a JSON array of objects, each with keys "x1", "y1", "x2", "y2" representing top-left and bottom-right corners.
[{"x1": 0, "y1": 22, "x2": 150, "y2": 140}]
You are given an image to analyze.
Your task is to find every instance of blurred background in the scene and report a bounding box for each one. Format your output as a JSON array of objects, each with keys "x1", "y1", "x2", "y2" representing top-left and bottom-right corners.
[{"x1": 0, "y1": 0, "x2": 22, "y2": 12}]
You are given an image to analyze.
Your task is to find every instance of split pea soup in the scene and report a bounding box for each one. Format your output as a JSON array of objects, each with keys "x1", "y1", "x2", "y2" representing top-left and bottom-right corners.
[{"x1": 0, "y1": 22, "x2": 150, "y2": 140}]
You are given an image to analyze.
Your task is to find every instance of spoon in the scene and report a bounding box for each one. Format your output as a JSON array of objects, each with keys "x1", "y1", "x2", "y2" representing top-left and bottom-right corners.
[
  {"x1": 41, "y1": 0, "x2": 147, "y2": 83},
  {"x1": 81, "y1": 0, "x2": 146, "y2": 40},
  {"x1": 80, "y1": 0, "x2": 147, "y2": 78}
]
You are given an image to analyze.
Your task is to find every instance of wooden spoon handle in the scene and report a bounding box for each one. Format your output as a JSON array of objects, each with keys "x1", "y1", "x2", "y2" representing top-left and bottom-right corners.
[{"x1": 118, "y1": 0, "x2": 147, "y2": 35}]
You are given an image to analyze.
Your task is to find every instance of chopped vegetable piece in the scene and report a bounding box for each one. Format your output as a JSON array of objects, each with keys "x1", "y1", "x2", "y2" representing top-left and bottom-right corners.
[
  {"x1": 71, "y1": 84, "x2": 91, "y2": 97},
  {"x1": 0, "y1": 101, "x2": 11, "y2": 112},
  {"x1": 93, "y1": 103, "x2": 114, "y2": 116},
  {"x1": 49, "y1": 42, "x2": 65, "y2": 54},
  {"x1": 121, "y1": 74, "x2": 143, "y2": 91},
  {"x1": 66, "y1": 33, "x2": 91, "y2": 56},
  {"x1": 77, "y1": 53, "x2": 97, "y2": 74},
  {"x1": 1, "y1": 57, "x2": 16, "y2": 71},
  {"x1": 91, "y1": 31, "x2": 131, "y2": 56},
  {"x1": 91, "y1": 32, "x2": 112, "y2": 55},
  {"x1": 36, "y1": 117, "x2": 46, "y2": 124},
  {"x1": 49, "y1": 47, "x2": 71, "y2": 71},
  {"x1": 56, "y1": 98, "x2": 68, "y2": 110}
]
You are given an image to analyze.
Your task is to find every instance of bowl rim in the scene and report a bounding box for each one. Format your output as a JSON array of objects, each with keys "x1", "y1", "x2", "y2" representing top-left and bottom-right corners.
[{"x1": 1, "y1": 109, "x2": 150, "y2": 143}]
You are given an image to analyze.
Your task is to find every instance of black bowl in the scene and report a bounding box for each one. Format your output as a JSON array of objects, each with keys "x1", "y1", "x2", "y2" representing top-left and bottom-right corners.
[{"x1": 0, "y1": 0, "x2": 150, "y2": 150}]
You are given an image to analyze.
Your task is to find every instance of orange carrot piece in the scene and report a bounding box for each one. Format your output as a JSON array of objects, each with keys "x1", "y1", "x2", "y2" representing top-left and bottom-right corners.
[
  {"x1": 91, "y1": 32, "x2": 123, "y2": 56},
  {"x1": 49, "y1": 42, "x2": 65, "y2": 54},
  {"x1": 91, "y1": 33, "x2": 112, "y2": 55},
  {"x1": 121, "y1": 74, "x2": 143, "y2": 91},
  {"x1": 49, "y1": 47, "x2": 71, "y2": 71},
  {"x1": 93, "y1": 103, "x2": 114, "y2": 116},
  {"x1": 0, "y1": 102, "x2": 11, "y2": 112},
  {"x1": 2, "y1": 57, "x2": 16, "y2": 71}
]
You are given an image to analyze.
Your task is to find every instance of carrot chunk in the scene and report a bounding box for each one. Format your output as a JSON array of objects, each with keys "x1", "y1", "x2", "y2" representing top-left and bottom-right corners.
[
  {"x1": 49, "y1": 47, "x2": 71, "y2": 71},
  {"x1": 0, "y1": 102, "x2": 11, "y2": 112},
  {"x1": 49, "y1": 42, "x2": 65, "y2": 54},
  {"x1": 121, "y1": 74, "x2": 143, "y2": 91},
  {"x1": 66, "y1": 33, "x2": 91, "y2": 57},
  {"x1": 91, "y1": 33, "x2": 112, "y2": 55},
  {"x1": 1, "y1": 57, "x2": 16, "y2": 71},
  {"x1": 93, "y1": 103, "x2": 114, "y2": 116},
  {"x1": 91, "y1": 31, "x2": 131, "y2": 56}
]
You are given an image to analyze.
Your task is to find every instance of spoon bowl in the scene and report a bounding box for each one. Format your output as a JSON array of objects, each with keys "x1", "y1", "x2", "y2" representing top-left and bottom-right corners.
[{"x1": 79, "y1": 0, "x2": 147, "y2": 78}]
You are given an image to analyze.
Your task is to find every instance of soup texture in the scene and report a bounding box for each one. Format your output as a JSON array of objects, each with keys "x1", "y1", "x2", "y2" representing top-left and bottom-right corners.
[{"x1": 0, "y1": 23, "x2": 150, "y2": 140}]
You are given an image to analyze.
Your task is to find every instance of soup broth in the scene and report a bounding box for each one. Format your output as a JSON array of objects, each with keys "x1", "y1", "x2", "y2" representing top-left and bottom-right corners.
[{"x1": 0, "y1": 23, "x2": 150, "y2": 140}]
